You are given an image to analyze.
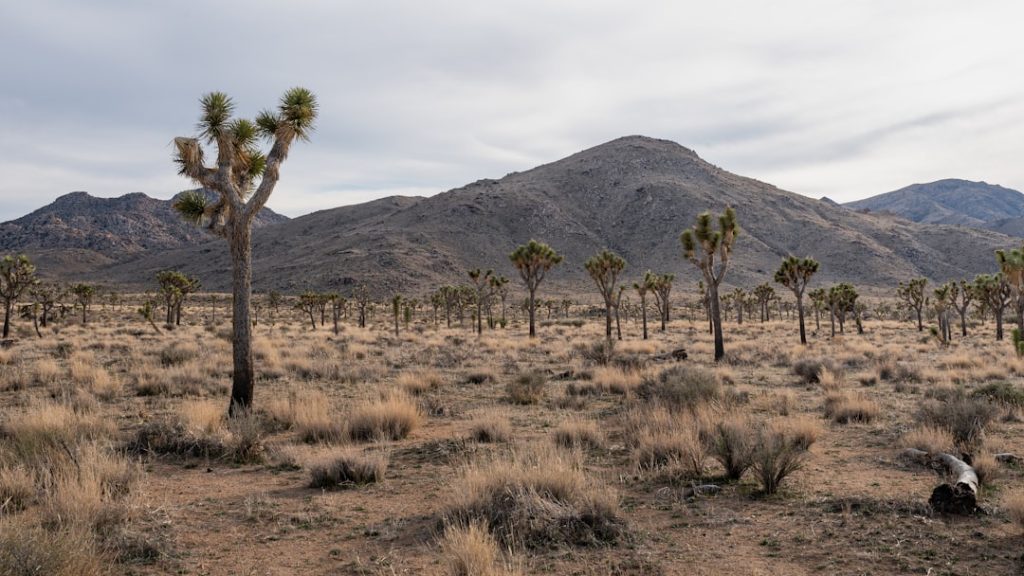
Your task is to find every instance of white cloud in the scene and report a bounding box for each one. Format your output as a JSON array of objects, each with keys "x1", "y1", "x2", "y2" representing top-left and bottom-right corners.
[{"x1": 1, "y1": 0, "x2": 1022, "y2": 220}]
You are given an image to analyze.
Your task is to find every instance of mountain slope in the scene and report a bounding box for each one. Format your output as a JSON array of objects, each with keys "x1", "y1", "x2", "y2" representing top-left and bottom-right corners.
[
  {"x1": 0, "y1": 191, "x2": 289, "y2": 272},
  {"x1": 95, "y1": 136, "x2": 1016, "y2": 294},
  {"x1": 845, "y1": 179, "x2": 1024, "y2": 228}
]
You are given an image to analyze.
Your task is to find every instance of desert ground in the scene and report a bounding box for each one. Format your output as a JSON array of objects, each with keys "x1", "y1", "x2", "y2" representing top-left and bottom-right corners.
[{"x1": 1, "y1": 300, "x2": 1023, "y2": 576}]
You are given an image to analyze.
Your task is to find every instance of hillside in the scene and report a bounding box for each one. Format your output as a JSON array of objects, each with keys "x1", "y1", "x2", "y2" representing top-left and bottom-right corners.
[
  {"x1": 0, "y1": 191, "x2": 288, "y2": 273},
  {"x1": 845, "y1": 179, "x2": 1024, "y2": 229},
  {"x1": 88, "y1": 136, "x2": 1016, "y2": 295}
]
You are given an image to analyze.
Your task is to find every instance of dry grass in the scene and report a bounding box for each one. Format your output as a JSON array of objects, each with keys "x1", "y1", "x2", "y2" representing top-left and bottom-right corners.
[
  {"x1": 1006, "y1": 490, "x2": 1024, "y2": 534},
  {"x1": 396, "y1": 368, "x2": 445, "y2": 395},
  {"x1": 441, "y1": 521, "x2": 515, "y2": 576},
  {"x1": 309, "y1": 450, "x2": 388, "y2": 489},
  {"x1": 469, "y1": 411, "x2": 513, "y2": 443},
  {"x1": 506, "y1": 372, "x2": 546, "y2": 405},
  {"x1": 347, "y1": 391, "x2": 422, "y2": 442},
  {"x1": 624, "y1": 405, "x2": 708, "y2": 476},
  {"x1": 824, "y1": 392, "x2": 880, "y2": 424},
  {"x1": 751, "y1": 418, "x2": 820, "y2": 494},
  {"x1": 553, "y1": 418, "x2": 604, "y2": 450},
  {"x1": 901, "y1": 425, "x2": 955, "y2": 455}
]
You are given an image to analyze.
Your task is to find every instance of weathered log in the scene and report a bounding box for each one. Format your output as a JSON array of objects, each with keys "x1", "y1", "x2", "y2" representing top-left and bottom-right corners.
[
  {"x1": 651, "y1": 348, "x2": 688, "y2": 362},
  {"x1": 995, "y1": 453, "x2": 1021, "y2": 465},
  {"x1": 682, "y1": 484, "x2": 720, "y2": 500},
  {"x1": 901, "y1": 449, "x2": 980, "y2": 514}
]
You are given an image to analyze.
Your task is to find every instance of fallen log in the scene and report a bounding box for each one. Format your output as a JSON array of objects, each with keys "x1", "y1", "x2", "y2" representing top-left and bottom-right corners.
[
  {"x1": 651, "y1": 348, "x2": 688, "y2": 362},
  {"x1": 995, "y1": 453, "x2": 1021, "y2": 465},
  {"x1": 901, "y1": 449, "x2": 980, "y2": 514}
]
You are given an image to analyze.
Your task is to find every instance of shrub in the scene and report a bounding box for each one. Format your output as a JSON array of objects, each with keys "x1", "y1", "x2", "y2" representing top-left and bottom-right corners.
[
  {"x1": 971, "y1": 453, "x2": 1000, "y2": 487},
  {"x1": 309, "y1": 451, "x2": 388, "y2": 489},
  {"x1": 291, "y1": 392, "x2": 345, "y2": 444},
  {"x1": 506, "y1": 372, "x2": 546, "y2": 405},
  {"x1": 625, "y1": 406, "x2": 707, "y2": 476},
  {"x1": 159, "y1": 341, "x2": 199, "y2": 367},
  {"x1": 440, "y1": 521, "x2": 506, "y2": 576},
  {"x1": 396, "y1": 368, "x2": 445, "y2": 395},
  {"x1": 792, "y1": 358, "x2": 837, "y2": 384},
  {"x1": 465, "y1": 370, "x2": 497, "y2": 385},
  {"x1": 0, "y1": 522, "x2": 107, "y2": 576},
  {"x1": 972, "y1": 381, "x2": 1024, "y2": 408},
  {"x1": 637, "y1": 366, "x2": 721, "y2": 411},
  {"x1": 578, "y1": 339, "x2": 615, "y2": 366},
  {"x1": 917, "y1": 397, "x2": 999, "y2": 450},
  {"x1": 0, "y1": 465, "x2": 35, "y2": 512},
  {"x1": 751, "y1": 418, "x2": 819, "y2": 494},
  {"x1": 469, "y1": 413, "x2": 512, "y2": 443},
  {"x1": 824, "y1": 393, "x2": 879, "y2": 424},
  {"x1": 901, "y1": 425, "x2": 954, "y2": 455},
  {"x1": 347, "y1": 392, "x2": 422, "y2": 441},
  {"x1": 553, "y1": 419, "x2": 604, "y2": 450},
  {"x1": 445, "y1": 446, "x2": 624, "y2": 548},
  {"x1": 706, "y1": 413, "x2": 755, "y2": 480},
  {"x1": 1006, "y1": 489, "x2": 1024, "y2": 533}
]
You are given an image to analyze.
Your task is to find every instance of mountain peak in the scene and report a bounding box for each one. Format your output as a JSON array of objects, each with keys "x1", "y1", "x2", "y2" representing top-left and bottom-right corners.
[{"x1": 845, "y1": 179, "x2": 1024, "y2": 228}]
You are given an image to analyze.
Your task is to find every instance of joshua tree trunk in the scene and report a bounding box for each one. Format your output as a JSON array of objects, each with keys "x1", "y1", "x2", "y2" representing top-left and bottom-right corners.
[
  {"x1": 614, "y1": 304, "x2": 622, "y2": 341},
  {"x1": 709, "y1": 284, "x2": 725, "y2": 361},
  {"x1": 796, "y1": 297, "x2": 807, "y2": 345},
  {"x1": 959, "y1": 309, "x2": 968, "y2": 337},
  {"x1": 995, "y1": 307, "x2": 1004, "y2": 341},
  {"x1": 640, "y1": 295, "x2": 648, "y2": 340},
  {"x1": 229, "y1": 227, "x2": 255, "y2": 416},
  {"x1": 528, "y1": 289, "x2": 537, "y2": 338},
  {"x1": 2, "y1": 300, "x2": 11, "y2": 339},
  {"x1": 916, "y1": 308, "x2": 923, "y2": 332},
  {"x1": 476, "y1": 300, "x2": 483, "y2": 335},
  {"x1": 829, "y1": 306, "x2": 836, "y2": 338}
]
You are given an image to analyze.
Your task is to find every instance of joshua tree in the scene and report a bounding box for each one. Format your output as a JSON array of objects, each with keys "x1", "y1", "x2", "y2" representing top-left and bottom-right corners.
[
  {"x1": 0, "y1": 255, "x2": 38, "y2": 338},
  {"x1": 896, "y1": 278, "x2": 927, "y2": 331},
  {"x1": 974, "y1": 273, "x2": 1011, "y2": 340},
  {"x1": 490, "y1": 275, "x2": 510, "y2": 327},
  {"x1": 996, "y1": 245, "x2": 1024, "y2": 329},
  {"x1": 354, "y1": 285, "x2": 370, "y2": 329},
  {"x1": 681, "y1": 207, "x2": 739, "y2": 361},
  {"x1": 157, "y1": 270, "x2": 200, "y2": 326},
  {"x1": 584, "y1": 250, "x2": 627, "y2": 340},
  {"x1": 329, "y1": 293, "x2": 345, "y2": 335},
  {"x1": 950, "y1": 280, "x2": 974, "y2": 338},
  {"x1": 267, "y1": 290, "x2": 283, "y2": 329},
  {"x1": 468, "y1": 268, "x2": 494, "y2": 336},
  {"x1": 29, "y1": 282, "x2": 63, "y2": 330},
  {"x1": 296, "y1": 291, "x2": 322, "y2": 330},
  {"x1": 633, "y1": 275, "x2": 651, "y2": 340},
  {"x1": 753, "y1": 283, "x2": 775, "y2": 322},
  {"x1": 172, "y1": 88, "x2": 318, "y2": 415},
  {"x1": 931, "y1": 283, "x2": 953, "y2": 345},
  {"x1": 138, "y1": 297, "x2": 162, "y2": 334},
  {"x1": 645, "y1": 272, "x2": 674, "y2": 332},
  {"x1": 730, "y1": 287, "x2": 746, "y2": 324},
  {"x1": 827, "y1": 283, "x2": 858, "y2": 336},
  {"x1": 774, "y1": 256, "x2": 819, "y2": 345},
  {"x1": 509, "y1": 240, "x2": 563, "y2": 338},
  {"x1": 614, "y1": 286, "x2": 626, "y2": 341},
  {"x1": 809, "y1": 288, "x2": 826, "y2": 331},
  {"x1": 70, "y1": 284, "x2": 97, "y2": 326},
  {"x1": 391, "y1": 295, "x2": 402, "y2": 337}
]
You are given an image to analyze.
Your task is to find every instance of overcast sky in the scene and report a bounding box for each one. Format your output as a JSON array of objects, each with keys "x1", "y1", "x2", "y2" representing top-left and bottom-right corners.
[{"x1": 1, "y1": 1, "x2": 1022, "y2": 221}]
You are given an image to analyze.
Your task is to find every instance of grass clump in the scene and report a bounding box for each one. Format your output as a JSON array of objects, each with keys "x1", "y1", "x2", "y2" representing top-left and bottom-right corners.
[
  {"x1": 751, "y1": 417, "x2": 820, "y2": 495},
  {"x1": 346, "y1": 392, "x2": 422, "y2": 442},
  {"x1": 309, "y1": 451, "x2": 388, "y2": 489},
  {"x1": 637, "y1": 366, "x2": 721, "y2": 411},
  {"x1": 916, "y1": 397, "x2": 999, "y2": 450},
  {"x1": 506, "y1": 372, "x2": 546, "y2": 405}
]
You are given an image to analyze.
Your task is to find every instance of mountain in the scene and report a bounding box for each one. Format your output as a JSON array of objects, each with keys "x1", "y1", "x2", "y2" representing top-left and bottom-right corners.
[
  {"x1": 87, "y1": 136, "x2": 1016, "y2": 294},
  {"x1": 0, "y1": 191, "x2": 288, "y2": 274},
  {"x1": 844, "y1": 179, "x2": 1024, "y2": 230}
]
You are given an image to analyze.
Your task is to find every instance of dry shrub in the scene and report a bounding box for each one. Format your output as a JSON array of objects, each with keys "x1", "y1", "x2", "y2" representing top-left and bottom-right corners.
[
  {"x1": 396, "y1": 368, "x2": 445, "y2": 395},
  {"x1": 972, "y1": 381, "x2": 1024, "y2": 408},
  {"x1": 707, "y1": 412, "x2": 756, "y2": 480},
  {"x1": 1, "y1": 403, "x2": 114, "y2": 466},
  {"x1": 291, "y1": 392, "x2": 345, "y2": 444},
  {"x1": 464, "y1": 369, "x2": 497, "y2": 385},
  {"x1": 578, "y1": 339, "x2": 616, "y2": 366},
  {"x1": 1005, "y1": 490, "x2": 1024, "y2": 533},
  {"x1": 0, "y1": 521, "x2": 108, "y2": 576},
  {"x1": 971, "y1": 453, "x2": 1000, "y2": 487},
  {"x1": 179, "y1": 400, "x2": 225, "y2": 435},
  {"x1": 445, "y1": 445, "x2": 624, "y2": 548},
  {"x1": 0, "y1": 465, "x2": 36, "y2": 512},
  {"x1": 624, "y1": 405, "x2": 708, "y2": 477},
  {"x1": 590, "y1": 366, "x2": 642, "y2": 396},
  {"x1": 917, "y1": 397, "x2": 999, "y2": 450},
  {"x1": 553, "y1": 418, "x2": 604, "y2": 450},
  {"x1": 637, "y1": 365, "x2": 721, "y2": 411},
  {"x1": 901, "y1": 425, "x2": 954, "y2": 455},
  {"x1": 792, "y1": 357, "x2": 838, "y2": 384},
  {"x1": 506, "y1": 372, "x2": 546, "y2": 405},
  {"x1": 441, "y1": 521, "x2": 508, "y2": 576},
  {"x1": 824, "y1": 392, "x2": 879, "y2": 424},
  {"x1": 347, "y1": 391, "x2": 422, "y2": 442},
  {"x1": 309, "y1": 450, "x2": 388, "y2": 489},
  {"x1": 68, "y1": 354, "x2": 119, "y2": 400},
  {"x1": 127, "y1": 411, "x2": 265, "y2": 464},
  {"x1": 751, "y1": 417, "x2": 820, "y2": 494},
  {"x1": 159, "y1": 341, "x2": 199, "y2": 367},
  {"x1": 877, "y1": 359, "x2": 921, "y2": 383},
  {"x1": 469, "y1": 412, "x2": 512, "y2": 443}
]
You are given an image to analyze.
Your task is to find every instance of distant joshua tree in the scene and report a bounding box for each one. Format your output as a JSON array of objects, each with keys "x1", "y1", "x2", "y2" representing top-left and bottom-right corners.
[
  {"x1": 681, "y1": 207, "x2": 738, "y2": 361},
  {"x1": 70, "y1": 284, "x2": 97, "y2": 326},
  {"x1": 974, "y1": 273, "x2": 1011, "y2": 340},
  {"x1": 490, "y1": 275, "x2": 510, "y2": 327},
  {"x1": 645, "y1": 272, "x2": 674, "y2": 332},
  {"x1": 827, "y1": 283, "x2": 858, "y2": 336},
  {"x1": 774, "y1": 256, "x2": 819, "y2": 345},
  {"x1": 896, "y1": 278, "x2": 927, "y2": 331},
  {"x1": 633, "y1": 275, "x2": 651, "y2": 340},
  {"x1": 996, "y1": 246, "x2": 1024, "y2": 329},
  {"x1": 932, "y1": 283, "x2": 953, "y2": 345},
  {"x1": 296, "y1": 291, "x2": 323, "y2": 330},
  {"x1": 391, "y1": 295, "x2": 402, "y2": 337},
  {"x1": 29, "y1": 282, "x2": 63, "y2": 330},
  {"x1": 157, "y1": 270, "x2": 200, "y2": 326},
  {"x1": 584, "y1": 250, "x2": 626, "y2": 341},
  {"x1": 172, "y1": 88, "x2": 318, "y2": 416},
  {"x1": 354, "y1": 285, "x2": 371, "y2": 328},
  {"x1": 509, "y1": 240, "x2": 563, "y2": 338},
  {"x1": 468, "y1": 268, "x2": 493, "y2": 336},
  {"x1": 949, "y1": 280, "x2": 974, "y2": 338},
  {"x1": 808, "y1": 287, "x2": 826, "y2": 331},
  {"x1": 0, "y1": 255, "x2": 38, "y2": 338},
  {"x1": 730, "y1": 287, "x2": 746, "y2": 324}
]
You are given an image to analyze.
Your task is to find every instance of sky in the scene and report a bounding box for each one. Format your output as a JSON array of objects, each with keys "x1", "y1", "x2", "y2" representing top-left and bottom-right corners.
[{"x1": 1, "y1": 1, "x2": 1022, "y2": 221}]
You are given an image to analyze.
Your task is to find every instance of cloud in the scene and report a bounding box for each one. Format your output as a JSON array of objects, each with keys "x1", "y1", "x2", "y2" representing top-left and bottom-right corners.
[{"x1": 1, "y1": 0, "x2": 1023, "y2": 221}]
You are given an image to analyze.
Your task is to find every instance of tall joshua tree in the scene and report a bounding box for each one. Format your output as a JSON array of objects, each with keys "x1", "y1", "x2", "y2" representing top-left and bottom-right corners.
[
  {"x1": 896, "y1": 278, "x2": 927, "y2": 331},
  {"x1": 774, "y1": 256, "x2": 819, "y2": 345},
  {"x1": 681, "y1": 207, "x2": 739, "y2": 361},
  {"x1": 173, "y1": 88, "x2": 317, "y2": 415},
  {"x1": 509, "y1": 240, "x2": 563, "y2": 338},
  {"x1": 0, "y1": 255, "x2": 38, "y2": 338},
  {"x1": 468, "y1": 268, "x2": 493, "y2": 336},
  {"x1": 633, "y1": 275, "x2": 651, "y2": 340},
  {"x1": 584, "y1": 250, "x2": 626, "y2": 341}
]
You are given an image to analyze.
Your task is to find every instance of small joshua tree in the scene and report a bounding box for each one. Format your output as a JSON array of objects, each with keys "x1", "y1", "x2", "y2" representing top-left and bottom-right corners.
[
  {"x1": 896, "y1": 278, "x2": 927, "y2": 332},
  {"x1": 0, "y1": 255, "x2": 38, "y2": 338},
  {"x1": 157, "y1": 270, "x2": 200, "y2": 326},
  {"x1": 509, "y1": 240, "x2": 563, "y2": 338},
  {"x1": 931, "y1": 283, "x2": 953, "y2": 345},
  {"x1": 172, "y1": 88, "x2": 318, "y2": 416},
  {"x1": 774, "y1": 256, "x2": 819, "y2": 345},
  {"x1": 645, "y1": 272, "x2": 674, "y2": 332},
  {"x1": 70, "y1": 284, "x2": 97, "y2": 326},
  {"x1": 584, "y1": 250, "x2": 627, "y2": 341},
  {"x1": 950, "y1": 280, "x2": 974, "y2": 338},
  {"x1": 681, "y1": 207, "x2": 739, "y2": 361},
  {"x1": 633, "y1": 275, "x2": 651, "y2": 340},
  {"x1": 468, "y1": 268, "x2": 493, "y2": 336}
]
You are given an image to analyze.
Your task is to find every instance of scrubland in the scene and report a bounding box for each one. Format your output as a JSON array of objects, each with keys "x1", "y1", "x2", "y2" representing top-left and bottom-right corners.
[{"x1": 1, "y1": 305, "x2": 1023, "y2": 575}]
